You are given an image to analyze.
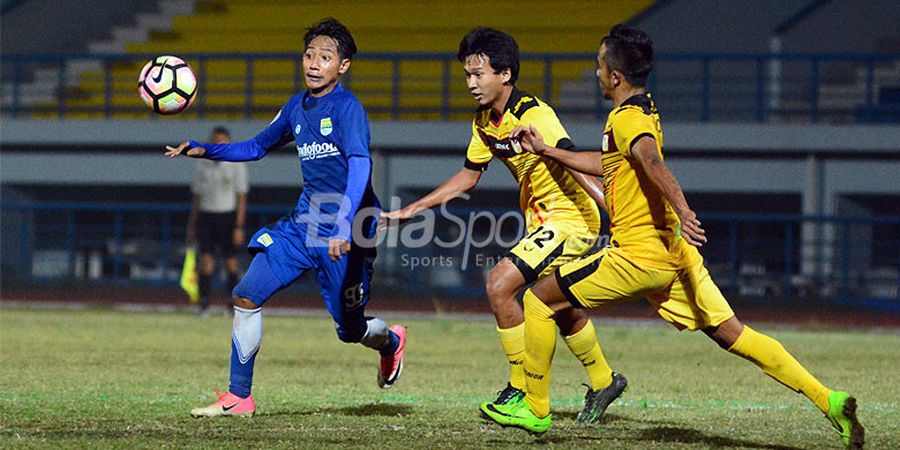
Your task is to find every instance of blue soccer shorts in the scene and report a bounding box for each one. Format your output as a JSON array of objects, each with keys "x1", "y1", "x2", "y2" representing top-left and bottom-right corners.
[{"x1": 232, "y1": 219, "x2": 376, "y2": 342}]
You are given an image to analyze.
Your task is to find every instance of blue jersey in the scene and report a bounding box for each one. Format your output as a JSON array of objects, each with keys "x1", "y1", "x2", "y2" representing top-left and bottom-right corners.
[{"x1": 192, "y1": 83, "x2": 380, "y2": 242}]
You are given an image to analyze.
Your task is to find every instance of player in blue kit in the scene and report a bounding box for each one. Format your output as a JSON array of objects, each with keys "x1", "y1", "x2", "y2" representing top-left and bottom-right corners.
[{"x1": 165, "y1": 19, "x2": 407, "y2": 417}]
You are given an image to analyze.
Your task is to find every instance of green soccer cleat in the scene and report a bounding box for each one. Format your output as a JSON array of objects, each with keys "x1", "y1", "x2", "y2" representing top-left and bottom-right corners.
[
  {"x1": 478, "y1": 383, "x2": 525, "y2": 414},
  {"x1": 481, "y1": 398, "x2": 551, "y2": 434},
  {"x1": 825, "y1": 391, "x2": 865, "y2": 449},
  {"x1": 576, "y1": 371, "x2": 628, "y2": 423}
]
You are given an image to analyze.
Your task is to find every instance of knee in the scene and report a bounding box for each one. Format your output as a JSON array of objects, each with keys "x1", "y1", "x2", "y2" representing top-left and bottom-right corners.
[
  {"x1": 555, "y1": 307, "x2": 589, "y2": 335},
  {"x1": 485, "y1": 267, "x2": 516, "y2": 304},
  {"x1": 231, "y1": 295, "x2": 259, "y2": 309},
  {"x1": 704, "y1": 316, "x2": 744, "y2": 349}
]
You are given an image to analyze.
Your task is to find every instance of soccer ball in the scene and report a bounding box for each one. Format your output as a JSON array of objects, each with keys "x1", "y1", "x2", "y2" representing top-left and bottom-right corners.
[{"x1": 138, "y1": 56, "x2": 197, "y2": 114}]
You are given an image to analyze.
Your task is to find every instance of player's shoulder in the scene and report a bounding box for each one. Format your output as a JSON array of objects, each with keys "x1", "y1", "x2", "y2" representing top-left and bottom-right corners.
[
  {"x1": 332, "y1": 85, "x2": 367, "y2": 114},
  {"x1": 613, "y1": 93, "x2": 658, "y2": 117},
  {"x1": 508, "y1": 87, "x2": 544, "y2": 120}
]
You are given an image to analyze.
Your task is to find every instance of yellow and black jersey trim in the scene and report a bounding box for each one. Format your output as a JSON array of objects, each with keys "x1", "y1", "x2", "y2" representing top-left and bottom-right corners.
[
  {"x1": 616, "y1": 93, "x2": 657, "y2": 115},
  {"x1": 629, "y1": 132, "x2": 656, "y2": 150},
  {"x1": 555, "y1": 252, "x2": 603, "y2": 308},
  {"x1": 464, "y1": 158, "x2": 490, "y2": 172},
  {"x1": 509, "y1": 88, "x2": 540, "y2": 119}
]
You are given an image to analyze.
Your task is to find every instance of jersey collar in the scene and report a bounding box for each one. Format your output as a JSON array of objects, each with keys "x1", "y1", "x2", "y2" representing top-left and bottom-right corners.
[
  {"x1": 486, "y1": 86, "x2": 525, "y2": 125},
  {"x1": 302, "y1": 82, "x2": 345, "y2": 107}
]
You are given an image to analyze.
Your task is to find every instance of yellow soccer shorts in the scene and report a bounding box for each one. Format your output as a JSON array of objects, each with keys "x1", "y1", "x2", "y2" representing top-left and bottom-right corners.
[
  {"x1": 507, "y1": 221, "x2": 597, "y2": 284},
  {"x1": 554, "y1": 246, "x2": 735, "y2": 331}
]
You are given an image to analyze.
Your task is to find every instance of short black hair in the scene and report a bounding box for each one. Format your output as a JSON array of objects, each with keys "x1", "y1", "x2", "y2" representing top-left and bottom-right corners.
[
  {"x1": 304, "y1": 18, "x2": 357, "y2": 60},
  {"x1": 601, "y1": 24, "x2": 654, "y2": 87},
  {"x1": 212, "y1": 126, "x2": 230, "y2": 136},
  {"x1": 457, "y1": 27, "x2": 519, "y2": 85}
]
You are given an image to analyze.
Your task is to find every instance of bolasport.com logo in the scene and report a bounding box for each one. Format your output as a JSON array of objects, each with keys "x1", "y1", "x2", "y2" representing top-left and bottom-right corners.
[{"x1": 291, "y1": 193, "x2": 607, "y2": 271}]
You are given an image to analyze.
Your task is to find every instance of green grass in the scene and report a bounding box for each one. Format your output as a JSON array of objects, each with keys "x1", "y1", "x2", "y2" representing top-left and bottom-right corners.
[{"x1": 1, "y1": 307, "x2": 897, "y2": 449}]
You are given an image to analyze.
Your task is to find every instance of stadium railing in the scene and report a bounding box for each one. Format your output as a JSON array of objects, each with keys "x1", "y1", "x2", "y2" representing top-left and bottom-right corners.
[
  {"x1": 2, "y1": 52, "x2": 898, "y2": 123},
  {"x1": 2, "y1": 202, "x2": 898, "y2": 310}
]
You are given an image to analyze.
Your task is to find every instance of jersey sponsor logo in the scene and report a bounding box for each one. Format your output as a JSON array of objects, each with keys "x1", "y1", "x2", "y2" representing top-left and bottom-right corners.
[
  {"x1": 320, "y1": 117, "x2": 333, "y2": 136},
  {"x1": 296, "y1": 141, "x2": 341, "y2": 161},
  {"x1": 295, "y1": 124, "x2": 302, "y2": 134},
  {"x1": 478, "y1": 130, "x2": 519, "y2": 159},
  {"x1": 256, "y1": 232, "x2": 274, "y2": 247}
]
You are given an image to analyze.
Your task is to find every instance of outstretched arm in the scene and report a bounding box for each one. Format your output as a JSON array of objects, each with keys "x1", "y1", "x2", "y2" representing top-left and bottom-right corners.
[
  {"x1": 512, "y1": 125, "x2": 604, "y2": 176},
  {"x1": 630, "y1": 136, "x2": 706, "y2": 247},
  {"x1": 165, "y1": 106, "x2": 293, "y2": 161},
  {"x1": 382, "y1": 168, "x2": 482, "y2": 221}
]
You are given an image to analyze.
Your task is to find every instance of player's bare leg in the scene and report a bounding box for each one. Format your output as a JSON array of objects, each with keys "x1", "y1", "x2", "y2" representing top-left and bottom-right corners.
[{"x1": 705, "y1": 316, "x2": 864, "y2": 448}]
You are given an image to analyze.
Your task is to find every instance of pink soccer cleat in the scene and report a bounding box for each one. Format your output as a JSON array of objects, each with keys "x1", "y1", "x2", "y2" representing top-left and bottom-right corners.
[
  {"x1": 190, "y1": 388, "x2": 255, "y2": 418},
  {"x1": 378, "y1": 325, "x2": 406, "y2": 389}
]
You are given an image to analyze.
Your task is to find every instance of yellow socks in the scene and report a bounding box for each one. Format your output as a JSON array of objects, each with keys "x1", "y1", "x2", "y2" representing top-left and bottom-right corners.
[
  {"x1": 496, "y1": 323, "x2": 526, "y2": 390},
  {"x1": 522, "y1": 289, "x2": 558, "y2": 418},
  {"x1": 563, "y1": 319, "x2": 614, "y2": 390},
  {"x1": 728, "y1": 325, "x2": 831, "y2": 413}
]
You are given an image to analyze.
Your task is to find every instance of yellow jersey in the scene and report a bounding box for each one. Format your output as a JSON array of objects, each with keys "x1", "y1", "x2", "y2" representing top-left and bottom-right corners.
[
  {"x1": 601, "y1": 93, "x2": 698, "y2": 269},
  {"x1": 465, "y1": 88, "x2": 600, "y2": 233}
]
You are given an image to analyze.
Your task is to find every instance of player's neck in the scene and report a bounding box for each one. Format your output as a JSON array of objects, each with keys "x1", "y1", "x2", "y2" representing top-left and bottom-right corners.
[
  {"x1": 309, "y1": 80, "x2": 341, "y2": 98},
  {"x1": 490, "y1": 85, "x2": 514, "y2": 117},
  {"x1": 612, "y1": 86, "x2": 646, "y2": 108}
]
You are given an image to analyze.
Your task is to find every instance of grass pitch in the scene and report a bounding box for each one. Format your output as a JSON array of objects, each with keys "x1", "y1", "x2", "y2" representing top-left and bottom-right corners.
[{"x1": 1, "y1": 306, "x2": 897, "y2": 449}]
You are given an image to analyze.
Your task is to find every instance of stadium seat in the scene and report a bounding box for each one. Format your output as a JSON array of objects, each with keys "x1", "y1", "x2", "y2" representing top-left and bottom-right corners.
[{"x1": 40, "y1": 0, "x2": 655, "y2": 119}]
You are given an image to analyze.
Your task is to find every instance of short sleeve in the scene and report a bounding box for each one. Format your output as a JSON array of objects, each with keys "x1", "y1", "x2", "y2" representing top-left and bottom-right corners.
[
  {"x1": 234, "y1": 163, "x2": 249, "y2": 194},
  {"x1": 519, "y1": 105, "x2": 573, "y2": 150},
  {"x1": 465, "y1": 119, "x2": 492, "y2": 171},
  {"x1": 612, "y1": 107, "x2": 657, "y2": 157},
  {"x1": 338, "y1": 99, "x2": 371, "y2": 159}
]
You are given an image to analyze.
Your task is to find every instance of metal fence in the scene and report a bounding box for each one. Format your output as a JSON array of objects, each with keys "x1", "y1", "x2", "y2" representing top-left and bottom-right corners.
[
  {"x1": 2, "y1": 52, "x2": 898, "y2": 122},
  {"x1": 2, "y1": 202, "x2": 898, "y2": 310}
]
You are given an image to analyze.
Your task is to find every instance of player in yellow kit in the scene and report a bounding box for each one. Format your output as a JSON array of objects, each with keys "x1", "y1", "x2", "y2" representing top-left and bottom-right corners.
[
  {"x1": 482, "y1": 24, "x2": 865, "y2": 449},
  {"x1": 383, "y1": 27, "x2": 624, "y2": 422}
]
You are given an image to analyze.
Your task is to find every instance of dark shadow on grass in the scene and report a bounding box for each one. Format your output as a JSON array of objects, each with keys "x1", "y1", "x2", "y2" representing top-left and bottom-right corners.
[
  {"x1": 481, "y1": 416, "x2": 804, "y2": 450},
  {"x1": 334, "y1": 403, "x2": 414, "y2": 417},
  {"x1": 635, "y1": 426, "x2": 804, "y2": 450},
  {"x1": 261, "y1": 403, "x2": 414, "y2": 418},
  {"x1": 551, "y1": 411, "x2": 676, "y2": 427}
]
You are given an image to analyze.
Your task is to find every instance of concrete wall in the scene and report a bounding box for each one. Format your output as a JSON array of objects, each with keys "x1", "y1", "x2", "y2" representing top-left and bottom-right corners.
[
  {"x1": 631, "y1": 0, "x2": 810, "y2": 54},
  {"x1": 3, "y1": 120, "x2": 899, "y2": 208},
  {"x1": 781, "y1": 0, "x2": 900, "y2": 53}
]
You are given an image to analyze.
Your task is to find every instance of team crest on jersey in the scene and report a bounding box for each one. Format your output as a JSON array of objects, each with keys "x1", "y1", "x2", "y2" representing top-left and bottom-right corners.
[
  {"x1": 295, "y1": 124, "x2": 302, "y2": 134},
  {"x1": 320, "y1": 117, "x2": 333, "y2": 136},
  {"x1": 256, "y1": 233, "x2": 274, "y2": 247}
]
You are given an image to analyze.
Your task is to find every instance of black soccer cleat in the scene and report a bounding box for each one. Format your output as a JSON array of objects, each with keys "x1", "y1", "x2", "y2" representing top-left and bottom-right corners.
[{"x1": 576, "y1": 372, "x2": 628, "y2": 423}]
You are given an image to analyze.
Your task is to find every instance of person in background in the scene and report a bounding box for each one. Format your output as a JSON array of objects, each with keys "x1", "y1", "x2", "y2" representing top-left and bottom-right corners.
[{"x1": 186, "y1": 126, "x2": 249, "y2": 316}]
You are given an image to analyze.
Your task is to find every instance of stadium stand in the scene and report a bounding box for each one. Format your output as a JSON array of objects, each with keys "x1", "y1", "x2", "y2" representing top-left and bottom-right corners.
[{"x1": 28, "y1": 0, "x2": 654, "y2": 119}]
